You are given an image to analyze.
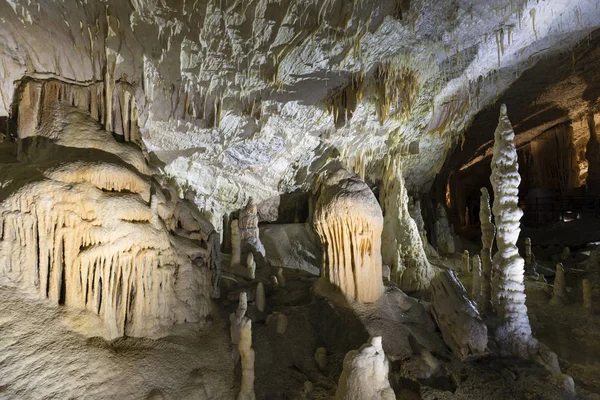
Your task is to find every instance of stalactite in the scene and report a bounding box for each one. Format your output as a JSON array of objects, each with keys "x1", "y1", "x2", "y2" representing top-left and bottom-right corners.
[
  {"x1": 1, "y1": 102, "x2": 214, "y2": 340},
  {"x1": 490, "y1": 104, "x2": 536, "y2": 356},
  {"x1": 314, "y1": 168, "x2": 384, "y2": 303},
  {"x1": 16, "y1": 79, "x2": 142, "y2": 145}
]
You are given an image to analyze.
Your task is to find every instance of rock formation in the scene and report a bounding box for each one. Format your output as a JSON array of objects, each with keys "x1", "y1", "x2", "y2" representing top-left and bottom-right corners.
[
  {"x1": 479, "y1": 187, "x2": 496, "y2": 315},
  {"x1": 472, "y1": 255, "x2": 482, "y2": 304},
  {"x1": 231, "y1": 219, "x2": 241, "y2": 267},
  {"x1": 237, "y1": 317, "x2": 255, "y2": 400},
  {"x1": 434, "y1": 203, "x2": 456, "y2": 255},
  {"x1": 210, "y1": 231, "x2": 222, "y2": 299},
  {"x1": 315, "y1": 347, "x2": 328, "y2": 371},
  {"x1": 246, "y1": 253, "x2": 256, "y2": 280},
  {"x1": 408, "y1": 197, "x2": 436, "y2": 257},
  {"x1": 335, "y1": 336, "x2": 395, "y2": 400},
  {"x1": 490, "y1": 104, "x2": 536, "y2": 356},
  {"x1": 255, "y1": 282, "x2": 265, "y2": 312},
  {"x1": 583, "y1": 279, "x2": 592, "y2": 311},
  {"x1": 314, "y1": 168, "x2": 384, "y2": 303},
  {"x1": 239, "y1": 198, "x2": 265, "y2": 262},
  {"x1": 230, "y1": 292, "x2": 248, "y2": 363},
  {"x1": 0, "y1": 103, "x2": 213, "y2": 340},
  {"x1": 549, "y1": 263, "x2": 566, "y2": 306},
  {"x1": 381, "y1": 158, "x2": 437, "y2": 292},
  {"x1": 276, "y1": 268, "x2": 286, "y2": 288},
  {"x1": 524, "y1": 237, "x2": 537, "y2": 276},
  {"x1": 430, "y1": 270, "x2": 488, "y2": 360},
  {"x1": 462, "y1": 250, "x2": 470, "y2": 272}
]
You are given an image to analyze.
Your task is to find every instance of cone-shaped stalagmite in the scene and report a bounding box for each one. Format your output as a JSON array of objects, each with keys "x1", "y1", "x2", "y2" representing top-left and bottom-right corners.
[
  {"x1": 490, "y1": 104, "x2": 536, "y2": 356},
  {"x1": 381, "y1": 158, "x2": 436, "y2": 292},
  {"x1": 314, "y1": 168, "x2": 384, "y2": 303}
]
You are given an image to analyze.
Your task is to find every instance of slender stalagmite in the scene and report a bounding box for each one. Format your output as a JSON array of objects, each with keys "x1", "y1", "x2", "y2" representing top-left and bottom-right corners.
[
  {"x1": 550, "y1": 263, "x2": 566, "y2": 306},
  {"x1": 462, "y1": 250, "x2": 470, "y2": 272},
  {"x1": 479, "y1": 187, "x2": 495, "y2": 315},
  {"x1": 583, "y1": 279, "x2": 592, "y2": 311},
  {"x1": 490, "y1": 104, "x2": 535, "y2": 356},
  {"x1": 472, "y1": 255, "x2": 482, "y2": 303}
]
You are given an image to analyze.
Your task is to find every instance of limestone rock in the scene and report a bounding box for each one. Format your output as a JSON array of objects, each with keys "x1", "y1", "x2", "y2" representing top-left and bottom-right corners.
[
  {"x1": 266, "y1": 312, "x2": 288, "y2": 335},
  {"x1": 381, "y1": 158, "x2": 437, "y2": 292},
  {"x1": 471, "y1": 255, "x2": 482, "y2": 304},
  {"x1": 255, "y1": 282, "x2": 266, "y2": 313},
  {"x1": 314, "y1": 168, "x2": 384, "y2": 303},
  {"x1": 479, "y1": 187, "x2": 496, "y2": 316},
  {"x1": 434, "y1": 203, "x2": 456, "y2": 255},
  {"x1": 315, "y1": 347, "x2": 328, "y2": 371},
  {"x1": 237, "y1": 317, "x2": 255, "y2": 400},
  {"x1": 549, "y1": 263, "x2": 566, "y2": 306},
  {"x1": 246, "y1": 253, "x2": 256, "y2": 280},
  {"x1": 430, "y1": 270, "x2": 488, "y2": 360},
  {"x1": 462, "y1": 250, "x2": 470, "y2": 272},
  {"x1": 230, "y1": 292, "x2": 248, "y2": 363},
  {"x1": 335, "y1": 336, "x2": 395, "y2": 400},
  {"x1": 490, "y1": 104, "x2": 536, "y2": 356},
  {"x1": 583, "y1": 279, "x2": 592, "y2": 311},
  {"x1": 276, "y1": 268, "x2": 286, "y2": 288}
]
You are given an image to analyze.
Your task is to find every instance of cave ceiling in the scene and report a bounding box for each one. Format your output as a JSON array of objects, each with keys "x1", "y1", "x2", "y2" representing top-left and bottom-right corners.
[{"x1": 1, "y1": 0, "x2": 599, "y2": 216}]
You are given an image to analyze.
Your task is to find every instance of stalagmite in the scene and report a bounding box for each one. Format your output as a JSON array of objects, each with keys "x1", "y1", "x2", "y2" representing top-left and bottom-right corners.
[
  {"x1": 462, "y1": 250, "x2": 470, "y2": 272},
  {"x1": 335, "y1": 336, "x2": 395, "y2": 400},
  {"x1": 237, "y1": 317, "x2": 255, "y2": 400},
  {"x1": 255, "y1": 282, "x2": 265, "y2": 312},
  {"x1": 231, "y1": 219, "x2": 241, "y2": 267},
  {"x1": 381, "y1": 159, "x2": 436, "y2": 292},
  {"x1": 430, "y1": 270, "x2": 488, "y2": 360},
  {"x1": 479, "y1": 187, "x2": 495, "y2": 315},
  {"x1": 583, "y1": 279, "x2": 592, "y2": 311},
  {"x1": 490, "y1": 104, "x2": 536, "y2": 356},
  {"x1": 210, "y1": 231, "x2": 221, "y2": 299},
  {"x1": 550, "y1": 263, "x2": 566, "y2": 306},
  {"x1": 276, "y1": 267, "x2": 286, "y2": 288},
  {"x1": 472, "y1": 255, "x2": 482, "y2": 303},
  {"x1": 408, "y1": 198, "x2": 436, "y2": 257},
  {"x1": 246, "y1": 253, "x2": 256, "y2": 280},
  {"x1": 315, "y1": 347, "x2": 328, "y2": 371},
  {"x1": 239, "y1": 197, "x2": 265, "y2": 262},
  {"x1": 524, "y1": 237, "x2": 537, "y2": 276},
  {"x1": 314, "y1": 168, "x2": 384, "y2": 303},
  {"x1": 230, "y1": 292, "x2": 248, "y2": 363},
  {"x1": 269, "y1": 275, "x2": 279, "y2": 287},
  {"x1": 266, "y1": 312, "x2": 288, "y2": 334},
  {"x1": 434, "y1": 203, "x2": 455, "y2": 255},
  {"x1": 382, "y1": 265, "x2": 391, "y2": 281}
]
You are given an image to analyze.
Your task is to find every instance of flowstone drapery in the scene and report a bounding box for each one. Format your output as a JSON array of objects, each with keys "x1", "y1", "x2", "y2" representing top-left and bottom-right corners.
[
  {"x1": 490, "y1": 104, "x2": 536, "y2": 356},
  {"x1": 381, "y1": 158, "x2": 436, "y2": 292},
  {"x1": 314, "y1": 168, "x2": 384, "y2": 303},
  {"x1": 0, "y1": 102, "x2": 214, "y2": 340}
]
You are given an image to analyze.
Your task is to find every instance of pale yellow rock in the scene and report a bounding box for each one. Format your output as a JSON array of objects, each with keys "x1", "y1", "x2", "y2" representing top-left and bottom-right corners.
[
  {"x1": 237, "y1": 317, "x2": 255, "y2": 400},
  {"x1": 314, "y1": 168, "x2": 384, "y2": 303}
]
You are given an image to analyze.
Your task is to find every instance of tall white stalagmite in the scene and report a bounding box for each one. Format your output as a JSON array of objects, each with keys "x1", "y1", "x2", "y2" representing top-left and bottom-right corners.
[
  {"x1": 479, "y1": 187, "x2": 495, "y2": 315},
  {"x1": 381, "y1": 157, "x2": 437, "y2": 292},
  {"x1": 314, "y1": 168, "x2": 384, "y2": 303},
  {"x1": 490, "y1": 104, "x2": 536, "y2": 356}
]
